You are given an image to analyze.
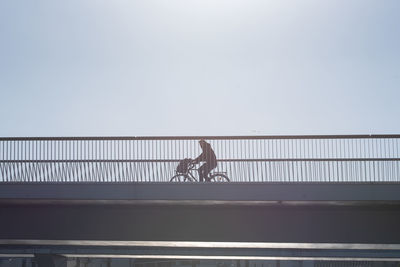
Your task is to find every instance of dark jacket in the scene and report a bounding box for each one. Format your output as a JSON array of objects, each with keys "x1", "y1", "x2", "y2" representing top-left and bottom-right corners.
[{"x1": 193, "y1": 141, "x2": 217, "y2": 166}]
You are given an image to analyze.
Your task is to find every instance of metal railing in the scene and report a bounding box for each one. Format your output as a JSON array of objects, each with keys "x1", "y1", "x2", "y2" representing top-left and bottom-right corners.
[{"x1": 1, "y1": 135, "x2": 400, "y2": 182}]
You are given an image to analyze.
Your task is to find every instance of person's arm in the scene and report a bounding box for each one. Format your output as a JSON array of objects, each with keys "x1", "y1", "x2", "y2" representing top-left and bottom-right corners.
[{"x1": 192, "y1": 152, "x2": 205, "y2": 164}]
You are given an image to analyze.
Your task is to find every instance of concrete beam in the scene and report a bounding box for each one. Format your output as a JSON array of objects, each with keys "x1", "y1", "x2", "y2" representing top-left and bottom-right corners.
[
  {"x1": 1, "y1": 241, "x2": 400, "y2": 262},
  {"x1": 1, "y1": 202, "x2": 400, "y2": 244},
  {"x1": 1, "y1": 183, "x2": 400, "y2": 204}
]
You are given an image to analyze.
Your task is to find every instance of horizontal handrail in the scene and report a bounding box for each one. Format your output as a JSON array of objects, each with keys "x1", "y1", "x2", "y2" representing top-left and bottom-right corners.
[
  {"x1": 2, "y1": 158, "x2": 400, "y2": 163},
  {"x1": 1, "y1": 134, "x2": 400, "y2": 141},
  {"x1": 1, "y1": 159, "x2": 400, "y2": 183}
]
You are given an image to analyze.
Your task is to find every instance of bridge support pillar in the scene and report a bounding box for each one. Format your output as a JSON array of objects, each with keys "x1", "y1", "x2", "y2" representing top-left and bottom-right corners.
[{"x1": 34, "y1": 254, "x2": 67, "y2": 267}]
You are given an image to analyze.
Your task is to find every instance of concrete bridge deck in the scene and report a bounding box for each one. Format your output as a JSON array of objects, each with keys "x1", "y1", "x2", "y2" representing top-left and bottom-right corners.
[
  {"x1": 1, "y1": 183, "x2": 400, "y2": 242},
  {"x1": 1, "y1": 183, "x2": 400, "y2": 262}
]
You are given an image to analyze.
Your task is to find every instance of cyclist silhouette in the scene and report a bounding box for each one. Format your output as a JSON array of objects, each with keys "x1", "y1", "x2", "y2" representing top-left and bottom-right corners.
[{"x1": 192, "y1": 139, "x2": 217, "y2": 182}]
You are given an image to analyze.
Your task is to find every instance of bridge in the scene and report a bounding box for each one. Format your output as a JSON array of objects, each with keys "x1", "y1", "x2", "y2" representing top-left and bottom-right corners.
[{"x1": 1, "y1": 135, "x2": 400, "y2": 267}]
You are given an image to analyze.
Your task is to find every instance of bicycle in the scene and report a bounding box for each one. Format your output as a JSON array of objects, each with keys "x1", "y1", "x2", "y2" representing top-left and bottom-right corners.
[{"x1": 170, "y1": 159, "x2": 230, "y2": 182}]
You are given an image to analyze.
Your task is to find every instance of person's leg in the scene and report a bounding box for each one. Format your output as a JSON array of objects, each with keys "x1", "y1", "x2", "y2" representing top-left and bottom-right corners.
[
  {"x1": 198, "y1": 164, "x2": 207, "y2": 182},
  {"x1": 199, "y1": 162, "x2": 217, "y2": 182},
  {"x1": 205, "y1": 162, "x2": 218, "y2": 181}
]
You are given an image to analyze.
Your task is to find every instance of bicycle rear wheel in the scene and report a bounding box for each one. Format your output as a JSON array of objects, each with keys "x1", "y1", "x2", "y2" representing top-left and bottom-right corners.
[{"x1": 209, "y1": 173, "x2": 230, "y2": 182}]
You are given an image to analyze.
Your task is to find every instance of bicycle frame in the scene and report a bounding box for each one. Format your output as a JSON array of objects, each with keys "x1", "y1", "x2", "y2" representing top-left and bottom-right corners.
[
  {"x1": 178, "y1": 164, "x2": 199, "y2": 182},
  {"x1": 173, "y1": 163, "x2": 229, "y2": 182}
]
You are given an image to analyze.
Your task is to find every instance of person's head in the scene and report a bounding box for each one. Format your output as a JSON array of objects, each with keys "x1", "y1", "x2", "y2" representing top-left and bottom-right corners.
[{"x1": 199, "y1": 139, "x2": 206, "y2": 147}]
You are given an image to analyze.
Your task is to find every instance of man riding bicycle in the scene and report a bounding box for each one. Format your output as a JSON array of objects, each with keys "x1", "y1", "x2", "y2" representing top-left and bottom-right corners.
[{"x1": 192, "y1": 139, "x2": 217, "y2": 182}]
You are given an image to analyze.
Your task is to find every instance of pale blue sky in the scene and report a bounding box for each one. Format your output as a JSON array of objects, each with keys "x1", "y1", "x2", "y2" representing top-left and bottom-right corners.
[{"x1": 1, "y1": 0, "x2": 399, "y2": 137}]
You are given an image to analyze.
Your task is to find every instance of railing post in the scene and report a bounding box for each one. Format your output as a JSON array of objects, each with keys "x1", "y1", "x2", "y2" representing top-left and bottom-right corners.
[{"x1": 34, "y1": 254, "x2": 67, "y2": 267}]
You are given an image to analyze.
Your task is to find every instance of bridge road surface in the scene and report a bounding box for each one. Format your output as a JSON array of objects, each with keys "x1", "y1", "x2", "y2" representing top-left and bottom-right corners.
[{"x1": 1, "y1": 182, "x2": 400, "y2": 244}]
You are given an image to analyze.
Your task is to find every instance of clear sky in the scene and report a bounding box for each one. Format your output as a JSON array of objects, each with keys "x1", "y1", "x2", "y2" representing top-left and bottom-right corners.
[{"x1": 1, "y1": 0, "x2": 399, "y2": 137}]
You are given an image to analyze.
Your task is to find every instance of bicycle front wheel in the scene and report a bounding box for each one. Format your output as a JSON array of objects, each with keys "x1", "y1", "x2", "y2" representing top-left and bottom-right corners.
[
  {"x1": 170, "y1": 174, "x2": 187, "y2": 182},
  {"x1": 170, "y1": 174, "x2": 194, "y2": 182},
  {"x1": 209, "y1": 173, "x2": 230, "y2": 182}
]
